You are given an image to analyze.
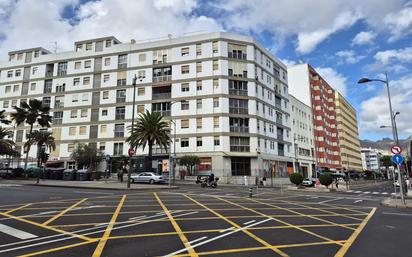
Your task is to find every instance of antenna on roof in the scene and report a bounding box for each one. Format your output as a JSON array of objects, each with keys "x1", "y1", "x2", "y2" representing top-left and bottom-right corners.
[
  {"x1": 52, "y1": 41, "x2": 58, "y2": 53},
  {"x1": 167, "y1": 34, "x2": 172, "y2": 40}
]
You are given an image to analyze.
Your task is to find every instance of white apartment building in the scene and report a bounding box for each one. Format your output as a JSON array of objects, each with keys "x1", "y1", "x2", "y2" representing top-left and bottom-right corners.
[
  {"x1": 0, "y1": 32, "x2": 294, "y2": 183},
  {"x1": 361, "y1": 147, "x2": 381, "y2": 171},
  {"x1": 290, "y1": 95, "x2": 316, "y2": 178}
]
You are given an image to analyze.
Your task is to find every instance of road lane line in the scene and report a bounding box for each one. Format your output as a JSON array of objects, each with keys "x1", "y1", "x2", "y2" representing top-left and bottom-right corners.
[
  {"x1": 188, "y1": 236, "x2": 208, "y2": 244},
  {"x1": 318, "y1": 198, "x2": 342, "y2": 204},
  {"x1": 155, "y1": 193, "x2": 198, "y2": 257},
  {"x1": 4, "y1": 203, "x2": 32, "y2": 214},
  {"x1": 334, "y1": 208, "x2": 376, "y2": 257},
  {"x1": 354, "y1": 191, "x2": 362, "y2": 193},
  {"x1": 73, "y1": 191, "x2": 114, "y2": 195},
  {"x1": 219, "y1": 227, "x2": 234, "y2": 233},
  {"x1": 363, "y1": 191, "x2": 370, "y2": 194},
  {"x1": 372, "y1": 192, "x2": 379, "y2": 194},
  {"x1": 382, "y1": 212, "x2": 412, "y2": 216},
  {"x1": 353, "y1": 200, "x2": 363, "y2": 204},
  {"x1": 0, "y1": 223, "x2": 37, "y2": 239},
  {"x1": 243, "y1": 220, "x2": 256, "y2": 225},
  {"x1": 346, "y1": 190, "x2": 354, "y2": 193},
  {"x1": 382, "y1": 192, "x2": 388, "y2": 195},
  {"x1": 42, "y1": 198, "x2": 88, "y2": 225},
  {"x1": 92, "y1": 194, "x2": 126, "y2": 257}
]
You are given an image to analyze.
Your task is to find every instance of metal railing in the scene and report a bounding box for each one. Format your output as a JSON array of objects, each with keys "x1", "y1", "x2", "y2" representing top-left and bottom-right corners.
[
  {"x1": 153, "y1": 75, "x2": 172, "y2": 83},
  {"x1": 152, "y1": 92, "x2": 171, "y2": 100},
  {"x1": 230, "y1": 126, "x2": 249, "y2": 133},
  {"x1": 229, "y1": 89, "x2": 248, "y2": 96}
]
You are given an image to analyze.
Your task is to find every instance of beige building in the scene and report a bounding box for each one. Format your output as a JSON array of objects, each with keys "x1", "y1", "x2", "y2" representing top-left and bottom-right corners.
[{"x1": 334, "y1": 92, "x2": 362, "y2": 171}]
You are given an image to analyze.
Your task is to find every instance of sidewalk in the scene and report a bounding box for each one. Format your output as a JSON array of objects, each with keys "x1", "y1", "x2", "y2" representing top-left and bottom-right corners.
[
  {"x1": 1, "y1": 178, "x2": 179, "y2": 191},
  {"x1": 381, "y1": 197, "x2": 412, "y2": 208}
]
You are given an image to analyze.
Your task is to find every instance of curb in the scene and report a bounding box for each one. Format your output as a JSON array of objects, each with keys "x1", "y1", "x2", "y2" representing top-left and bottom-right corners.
[
  {"x1": 381, "y1": 199, "x2": 412, "y2": 209},
  {"x1": 27, "y1": 183, "x2": 179, "y2": 191}
]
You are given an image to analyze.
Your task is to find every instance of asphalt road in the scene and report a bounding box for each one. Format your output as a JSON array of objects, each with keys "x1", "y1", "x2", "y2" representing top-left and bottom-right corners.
[{"x1": 0, "y1": 180, "x2": 411, "y2": 257}]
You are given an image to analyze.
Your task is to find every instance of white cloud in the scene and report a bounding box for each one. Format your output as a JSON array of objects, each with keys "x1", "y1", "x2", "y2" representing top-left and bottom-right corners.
[
  {"x1": 359, "y1": 75, "x2": 412, "y2": 137},
  {"x1": 335, "y1": 50, "x2": 364, "y2": 64},
  {"x1": 374, "y1": 46, "x2": 412, "y2": 65},
  {"x1": 351, "y1": 31, "x2": 377, "y2": 45},
  {"x1": 315, "y1": 67, "x2": 348, "y2": 96},
  {"x1": 279, "y1": 58, "x2": 297, "y2": 68},
  {"x1": 383, "y1": 5, "x2": 412, "y2": 42},
  {"x1": 0, "y1": 0, "x2": 222, "y2": 58}
]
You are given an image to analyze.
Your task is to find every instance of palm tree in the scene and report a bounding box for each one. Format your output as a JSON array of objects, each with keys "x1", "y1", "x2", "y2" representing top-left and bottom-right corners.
[
  {"x1": 0, "y1": 127, "x2": 14, "y2": 156},
  {"x1": 11, "y1": 99, "x2": 52, "y2": 176},
  {"x1": 0, "y1": 110, "x2": 11, "y2": 125},
  {"x1": 126, "y1": 111, "x2": 170, "y2": 171}
]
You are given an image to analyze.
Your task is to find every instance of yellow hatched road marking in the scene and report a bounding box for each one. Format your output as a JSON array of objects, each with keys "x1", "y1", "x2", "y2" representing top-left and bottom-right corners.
[
  {"x1": 0, "y1": 211, "x2": 93, "y2": 241},
  {"x1": 92, "y1": 194, "x2": 126, "y2": 257},
  {"x1": 154, "y1": 193, "x2": 198, "y2": 257},
  {"x1": 334, "y1": 208, "x2": 376, "y2": 257},
  {"x1": 42, "y1": 198, "x2": 87, "y2": 226},
  {"x1": 184, "y1": 194, "x2": 289, "y2": 257},
  {"x1": 18, "y1": 240, "x2": 98, "y2": 257},
  {"x1": 216, "y1": 197, "x2": 344, "y2": 246},
  {"x1": 4, "y1": 203, "x2": 32, "y2": 214}
]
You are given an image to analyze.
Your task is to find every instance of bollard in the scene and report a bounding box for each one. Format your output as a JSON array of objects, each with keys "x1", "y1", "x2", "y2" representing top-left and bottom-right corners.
[{"x1": 249, "y1": 187, "x2": 253, "y2": 198}]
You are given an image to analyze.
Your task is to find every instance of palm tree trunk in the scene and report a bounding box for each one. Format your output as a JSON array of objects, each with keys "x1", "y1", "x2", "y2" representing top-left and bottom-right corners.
[
  {"x1": 36, "y1": 144, "x2": 41, "y2": 184},
  {"x1": 23, "y1": 124, "x2": 33, "y2": 178},
  {"x1": 148, "y1": 141, "x2": 153, "y2": 173}
]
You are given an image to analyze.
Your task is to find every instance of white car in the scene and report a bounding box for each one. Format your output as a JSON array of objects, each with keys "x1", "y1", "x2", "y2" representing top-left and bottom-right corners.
[
  {"x1": 130, "y1": 172, "x2": 165, "y2": 184},
  {"x1": 302, "y1": 178, "x2": 315, "y2": 187}
]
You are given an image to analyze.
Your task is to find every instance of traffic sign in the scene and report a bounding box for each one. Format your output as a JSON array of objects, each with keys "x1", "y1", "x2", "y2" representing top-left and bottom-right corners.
[
  {"x1": 128, "y1": 148, "x2": 135, "y2": 157},
  {"x1": 391, "y1": 145, "x2": 403, "y2": 155},
  {"x1": 391, "y1": 154, "x2": 404, "y2": 165},
  {"x1": 105, "y1": 154, "x2": 111, "y2": 161}
]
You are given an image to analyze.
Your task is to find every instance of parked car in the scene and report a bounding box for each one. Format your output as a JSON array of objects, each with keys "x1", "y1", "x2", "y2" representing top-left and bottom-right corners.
[
  {"x1": 130, "y1": 172, "x2": 165, "y2": 184},
  {"x1": 0, "y1": 168, "x2": 13, "y2": 178},
  {"x1": 302, "y1": 178, "x2": 315, "y2": 187}
]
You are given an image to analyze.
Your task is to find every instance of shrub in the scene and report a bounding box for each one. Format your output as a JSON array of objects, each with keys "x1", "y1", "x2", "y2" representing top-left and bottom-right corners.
[
  {"x1": 319, "y1": 173, "x2": 333, "y2": 188},
  {"x1": 289, "y1": 173, "x2": 304, "y2": 186}
]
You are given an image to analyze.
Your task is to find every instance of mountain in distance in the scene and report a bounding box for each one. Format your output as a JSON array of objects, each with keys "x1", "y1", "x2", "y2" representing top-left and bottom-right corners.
[{"x1": 360, "y1": 135, "x2": 412, "y2": 154}]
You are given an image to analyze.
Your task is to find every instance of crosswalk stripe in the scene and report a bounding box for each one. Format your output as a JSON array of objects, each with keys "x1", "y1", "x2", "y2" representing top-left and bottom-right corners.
[
  {"x1": 372, "y1": 192, "x2": 379, "y2": 194},
  {"x1": 382, "y1": 192, "x2": 388, "y2": 195},
  {"x1": 0, "y1": 223, "x2": 37, "y2": 239},
  {"x1": 363, "y1": 192, "x2": 370, "y2": 194}
]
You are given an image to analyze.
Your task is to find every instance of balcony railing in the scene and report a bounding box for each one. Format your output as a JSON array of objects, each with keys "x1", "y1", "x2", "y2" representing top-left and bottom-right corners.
[
  {"x1": 45, "y1": 71, "x2": 53, "y2": 77},
  {"x1": 115, "y1": 114, "x2": 125, "y2": 120},
  {"x1": 152, "y1": 92, "x2": 171, "y2": 100},
  {"x1": 54, "y1": 102, "x2": 64, "y2": 109},
  {"x1": 154, "y1": 110, "x2": 171, "y2": 117},
  {"x1": 230, "y1": 126, "x2": 249, "y2": 133},
  {"x1": 278, "y1": 150, "x2": 284, "y2": 156},
  {"x1": 117, "y1": 79, "x2": 126, "y2": 86},
  {"x1": 52, "y1": 119, "x2": 62, "y2": 125},
  {"x1": 153, "y1": 75, "x2": 172, "y2": 83},
  {"x1": 228, "y1": 52, "x2": 247, "y2": 60},
  {"x1": 276, "y1": 118, "x2": 282, "y2": 125},
  {"x1": 118, "y1": 63, "x2": 127, "y2": 69},
  {"x1": 230, "y1": 146, "x2": 250, "y2": 152},
  {"x1": 229, "y1": 89, "x2": 248, "y2": 96},
  {"x1": 116, "y1": 97, "x2": 126, "y2": 103},
  {"x1": 277, "y1": 134, "x2": 284, "y2": 140},
  {"x1": 152, "y1": 147, "x2": 170, "y2": 154},
  {"x1": 57, "y1": 70, "x2": 67, "y2": 76},
  {"x1": 229, "y1": 108, "x2": 248, "y2": 114}
]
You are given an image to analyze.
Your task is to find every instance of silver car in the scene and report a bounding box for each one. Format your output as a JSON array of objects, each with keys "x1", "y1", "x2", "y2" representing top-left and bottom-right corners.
[{"x1": 130, "y1": 172, "x2": 165, "y2": 184}]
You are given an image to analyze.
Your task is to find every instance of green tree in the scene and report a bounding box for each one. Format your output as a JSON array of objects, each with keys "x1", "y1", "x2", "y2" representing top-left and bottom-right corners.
[
  {"x1": 319, "y1": 173, "x2": 333, "y2": 188},
  {"x1": 11, "y1": 99, "x2": 52, "y2": 176},
  {"x1": 380, "y1": 155, "x2": 394, "y2": 168},
  {"x1": 0, "y1": 127, "x2": 14, "y2": 155},
  {"x1": 0, "y1": 110, "x2": 11, "y2": 125},
  {"x1": 179, "y1": 155, "x2": 201, "y2": 176},
  {"x1": 289, "y1": 173, "x2": 304, "y2": 187},
  {"x1": 24, "y1": 130, "x2": 56, "y2": 168},
  {"x1": 126, "y1": 111, "x2": 170, "y2": 170},
  {"x1": 70, "y1": 143, "x2": 103, "y2": 170}
]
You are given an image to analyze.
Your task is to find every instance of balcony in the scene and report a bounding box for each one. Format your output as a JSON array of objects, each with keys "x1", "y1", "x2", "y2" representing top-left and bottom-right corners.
[
  {"x1": 154, "y1": 110, "x2": 171, "y2": 117},
  {"x1": 152, "y1": 85, "x2": 171, "y2": 100},
  {"x1": 152, "y1": 147, "x2": 170, "y2": 154},
  {"x1": 230, "y1": 126, "x2": 249, "y2": 133},
  {"x1": 276, "y1": 118, "x2": 282, "y2": 125},
  {"x1": 278, "y1": 149, "x2": 284, "y2": 156},
  {"x1": 45, "y1": 71, "x2": 53, "y2": 77},
  {"x1": 118, "y1": 63, "x2": 127, "y2": 69},
  {"x1": 228, "y1": 52, "x2": 247, "y2": 60},
  {"x1": 229, "y1": 89, "x2": 248, "y2": 96},
  {"x1": 230, "y1": 146, "x2": 250, "y2": 152},
  {"x1": 277, "y1": 133, "x2": 284, "y2": 141},
  {"x1": 229, "y1": 108, "x2": 248, "y2": 115},
  {"x1": 117, "y1": 79, "x2": 126, "y2": 86},
  {"x1": 152, "y1": 92, "x2": 171, "y2": 100},
  {"x1": 54, "y1": 102, "x2": 64, "y2": 108},
  {"x1": 116, "y1": 97, "x2": 126, "y2": 103},
  {"x1": 57, "y1": 70, "x2": 67, "y2": 76},
  {"x1": 153, "y1": 75, "x2": 172, "y2": 83}
]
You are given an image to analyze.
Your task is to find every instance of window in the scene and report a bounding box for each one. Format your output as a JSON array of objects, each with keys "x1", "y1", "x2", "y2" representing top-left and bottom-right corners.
[
  {"x1": 214, "y1": 136, "x2": 220, "y2": 146},
  {"x1": 197, "y1": 137, "x2": 202, "y2": 147},
  {"x1": 68, "y1": 143, "x2": 75, "y2": 152},
  {"x1": 76, "y1": 44, "x2": 82, "y2": 52},
  {"x1": 138, "y1": 53, "x2": 146, "y2": 62},
  {"x1": 100, "y1": 125, "x2": 107, "y2": 133},
  {"x1": 13, "y1": 84, "x2": 19, "y2": 92},
  {"x1": 181, "y1": 65, "x2": 189, "y2": 74},
  {"x1": 181, "y1": 83, "x2": 189, "y2": 92},
  {"x1": 74, "y1": 62, "x2": 81, "y2": 69},
  {"x1": 213, "y1": 116, "x2": 219, "y2": 128},
  {"x1": 181, "y1": 47, "x2": 189, "y2": 56},
  {"x1": 5, "y1": 86, "x2": 11, "y2": 93},
  {"x1": 181, "y1": 119, "x2": 189, "y2": 129},
  {"x1": 213, "y1": 79, "x2": 218, "y2": 89},
  {"x1": 196, "y1": 62, "x2": 202, "y2": 73},
  {"x1": 17, "y1": 53, "x2": 23, "y2": 60},
  {"x1": 81, "y1": 109, "x2": 87, "y2": 117},
  {"x1": 103, "y1": 91, "x2": 109, "y2": 99},
  {"x1": 83, "y1": 77, "x2": 90, "y2": 85},
  {"x1": 30, "y1": 83, "x2": 36, "y2": 91},
  {"x1": 34, "y1": 51, "x2": 39, "y2": 58},
  {"x1": 84, "y1": 60, "x2": 91, "y2": 68},
  {"x1": 11, "y1": 99, "x2": 17, "y2": 107},
  {"x1": 213, "y1": 60, "x2": 218, "y2": 70},
  {"x1": 181, "y1": 138, "x2": 189, "y2": 147},
  {"x1": 104, "y1": 57, "x2": 111, "y2": 66},
  {"x1": 15, "y1": 69, "x2": 21, "y2": 77},
  {"x1": 196, "y1": 118, "x2": 202, "y2": 128},
  {"x1": 212, "y1": 41, "x2": 218, "y2": 53},
  {"x1": 69, "y1": 127, "x2": 76, "y2": 136},
  {"x1": 99, "y1": 142, "x2": 106, "y2": 151},
  {"x1": 138, "y1": 70, "x2": 146, "y2": 78},
  {"x1": 196, "y1": 99, "x2": 202, "y2": 109},
  {"x1": 116, "y1": 89, "x2": 126, "y2": 103},
  {"x1": 85, "y1": 42, "x2": 92, "y2": 51},
  {"x1": 105, "y1": 40, "x2": 112, "y2": 47},
  {"x1": 118, "y1": 54, "x2": 128, "y2": 68},
  {"x1": 72, "y1": 94, "x2": 78, "y2": 103},
  {"x1": 138, "y1": 105, "x2": 145, "y2": 113},
  {"x1": 32, "y1": 67, "x2": 38, "y2": 75},
  {"x1": 53, "y1": 111, "x2": 63, "y2": 125},
  {"x1": 114, "y1": 124, "x2": 124, "y2": 137},
  {"x1": 196, "y1": 43, "x2": 202, "y2": 55},
  {"x1": 213, "y1": 97, "x2": 219, "y2": 108},
  {"x1": 113, "y1": 142, "x2": 123, "y2": 155},
  {"x1": 101, "y1": 109, "x2": 108, "y2": 116},
  {"x1": 103, "y1": 74, "x2": 110, "y2": 83},
  {"x1": 181, "y1": 100, "x2": 189, "y2": 110},
  {"x1": 71, "y1": 110, "x2": 78, "y2": 118},
  {"x1": 79, "y1": 126, "x2": 87, "y2": 135},
  {"x1": 7, "y1": 71, "x2": 13, "y2": 77},
  {"x1": 138, "y1": 87, "x2": 145, "y2": 96},
  {"x1": 73, "y1": 78, "x2": 80, "y2": 86},
  {"x1": 82, "y1": 93, "x2": 88, "y2": 102},
  {"x1": 3, "y1": 101, "x2": 9, "y2": 108},
  {"x1": 196, "y1": 80, "x2": 202, "y2": 91},
  {"x1": 115, "y1": 106, "x2": 126, "y2": 120}
]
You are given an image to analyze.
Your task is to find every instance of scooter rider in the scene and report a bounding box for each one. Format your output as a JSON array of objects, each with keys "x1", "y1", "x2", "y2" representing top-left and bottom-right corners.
[{"x1": 208, "y1": 173, "x2": 215, "y2": 184}]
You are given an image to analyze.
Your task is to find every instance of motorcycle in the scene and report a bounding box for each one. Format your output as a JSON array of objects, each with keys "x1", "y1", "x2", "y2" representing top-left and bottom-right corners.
[{"x1": 200, "y1": 177, "x2": 219, "y2": 188}]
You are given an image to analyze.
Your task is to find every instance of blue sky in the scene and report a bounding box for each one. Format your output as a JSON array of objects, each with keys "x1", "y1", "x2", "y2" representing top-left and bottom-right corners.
[{"x1": 1, "y1": 0, "x2": 412, "y2": 141}]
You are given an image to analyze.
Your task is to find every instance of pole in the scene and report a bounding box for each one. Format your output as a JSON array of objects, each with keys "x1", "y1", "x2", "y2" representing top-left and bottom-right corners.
[
  {"x1": 385, "y1": 73, "x2": 405, "y2": 204},
  {"x1": 173, "y1": 121, "x2": 176, "y2": 185},
  {"x1": 168, "y1": 120, "x2": 172, "y2": 188},
  {"x1": 127, "y1": 75, "x2": 137, "y2": 189}
]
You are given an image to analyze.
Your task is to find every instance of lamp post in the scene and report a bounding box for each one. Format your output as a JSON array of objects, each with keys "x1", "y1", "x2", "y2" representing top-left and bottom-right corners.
[
  {"x1": 358, "y1": 74, "x2": 405, "y2": 204},
  {"x1": 294, "y1": 136, "x2": 303, "y2": 174},
  {"x1": 168, "y1": 101, "x2": 180, "y2": 188}
]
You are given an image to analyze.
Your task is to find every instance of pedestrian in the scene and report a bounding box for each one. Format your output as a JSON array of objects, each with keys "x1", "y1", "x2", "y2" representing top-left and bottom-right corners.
[
  {"x1": 119, "y1": 165, "x2": 125, "y2": 182},
  {"x1": 335, "y1": 180, "x2": 339, "y2": 189}
]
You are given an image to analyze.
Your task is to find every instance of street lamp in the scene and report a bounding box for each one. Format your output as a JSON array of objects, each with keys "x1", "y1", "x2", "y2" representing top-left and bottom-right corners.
[
  {"x1": 358, "y1": 74, "x2": 406, "y2": 204},
  {"x1": 168, "y1": 101, "x2": 180, "y2": 188},
  {"x1": 294, "y1": 136, "x2": 304, "y2": 174}
]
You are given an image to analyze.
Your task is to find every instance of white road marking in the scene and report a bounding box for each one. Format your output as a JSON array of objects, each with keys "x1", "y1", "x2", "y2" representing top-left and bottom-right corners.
[
  {"x1": 353, "y1": 200, "x2": 363, "y2": 204},
  {"x1": 391, "y1": 193, "x2": 396, "y2": 195},
  {"x1": 128, "y1": 215, "x2": 147, "y2": 220},
  {"x1": 382, "y1": 212, "x2": 412, "y2": 216},
  {"x1": 363, "y1": 191, "x2": 370, "y2": 194},
  {"x1": 318, "y1": 198, "x2": 342, "y2": 204},
  {"x1": 0, "y1": 184, "x2": 23, "y2": 187},
  {"x1": 73, "y1": 191, "x2": 114, "y2": 195},
  {"x1": 219, "y1": 227, "x2": 234, "y2": 233},
  {"x1": 164, "y1": 219, "x2": 272, "y2": 257},
  {"x1": 311, "y1": 196, "x2": 319, "y2": 199},
  {"x1": 346, "y1": 190, "x2": 354, "y2": 193},
  {"x1": 225, "y1": 194, "x2": 235, "y2": 196},
  {"x1": 372, "y1": 192, "x2": 379, "y2": 194},
  {"x1": 382, "y1": 192, "x2": 388, "y2": 195},
  {"x1": 188, "y1": 236, "x2": 207, "y2": 244},
  {"x1": 0, "y1": 223, "x2": 37, "y2": 240},
  {"x1": 243, "y1": 220, "x2": 256, "y2": 225},
  {"x1": 354, "y1": 191, "x2": 362, "y2": 193}
]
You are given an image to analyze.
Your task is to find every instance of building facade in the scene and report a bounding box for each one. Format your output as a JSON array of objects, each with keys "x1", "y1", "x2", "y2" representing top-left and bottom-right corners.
[
  {"x1": 288, "y1": 64, "x2": 341, "y2": 171},
  {"x1": 290, "y1": 95, "x2": 316, "y2": 178},
  {"x1": 335, "y1": 92, "x2": 362, "y2": 171},
  {"x1": 361, "y1": 147, "x2": 381, "y2": 171},
  {"x1": 0, "y1": 32, "x2": 294, "y2": 183}
]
